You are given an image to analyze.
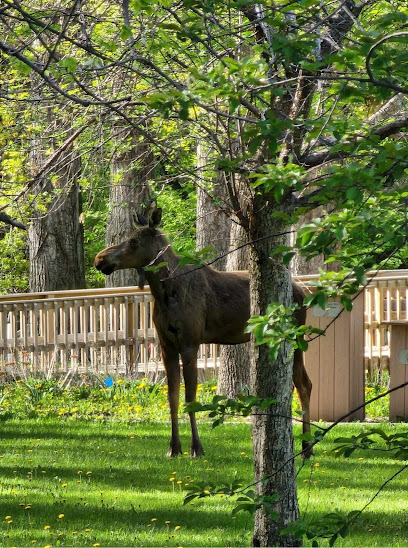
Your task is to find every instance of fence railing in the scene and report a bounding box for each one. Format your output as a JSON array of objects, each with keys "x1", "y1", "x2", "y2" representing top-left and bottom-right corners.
[
  {"x1": 363, "y1": 270, "x2": 408, "y2": 363},
  {"x1": 0, "y1": 270, "x2": 407, "y2": 378},
  {"x1": 0, "y1": 286, "x2": 219, "y2": 379}
]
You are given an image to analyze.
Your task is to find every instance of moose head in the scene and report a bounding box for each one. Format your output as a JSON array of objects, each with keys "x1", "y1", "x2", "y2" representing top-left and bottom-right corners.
[{"x1": 94, "y1": 207, "x2": 164, "y2": 288}]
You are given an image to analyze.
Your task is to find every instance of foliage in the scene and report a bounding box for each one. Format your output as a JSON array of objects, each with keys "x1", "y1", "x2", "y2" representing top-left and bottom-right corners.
[
  {"x1": 245, "y1": 303, "x2": 323, "y2": 360},
  {"x1": 0, "y1": 377, "x2": 218, "y2": 422},
  {"x1": 0, "y1": 230, "x2": 29, "y2": 294},
  {"x1": 155, "y1": 185, "x2": 197, "y2": 254}
]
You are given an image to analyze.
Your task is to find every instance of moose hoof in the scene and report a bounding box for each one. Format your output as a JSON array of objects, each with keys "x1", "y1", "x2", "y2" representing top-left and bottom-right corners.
[
  {"x1": 191, "y1": 445, "x2": 205, "y2": 458},
  {"x1": 167, "y1": 443, "x2": 182, "y2": 458}
]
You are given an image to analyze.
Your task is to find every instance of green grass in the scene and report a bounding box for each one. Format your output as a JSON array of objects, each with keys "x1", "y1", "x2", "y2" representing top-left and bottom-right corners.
[
  {"x1": 0, "y1": 378, "x2": 406, "y2": 546},
  {"x1": 0, "y1": 419, "x2": 253, "y2": 547},
  {"x1": 0, "y1": 419, "x2": 407, "y2": 547}
]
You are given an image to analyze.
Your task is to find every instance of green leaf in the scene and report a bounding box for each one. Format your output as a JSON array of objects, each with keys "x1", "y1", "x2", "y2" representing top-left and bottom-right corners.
[
  {"x1": 120, "y1": 25, "x2": 133, "y2": 40},
  {"x1": 59, "y1": 57, "x2": 78, "y2": 72},
  {"x1": 232, "y1": 503, "x2": 258, "y2": 516},
  {"x1": 144, "y1": 261, "x2": 168, "y2": 272}
]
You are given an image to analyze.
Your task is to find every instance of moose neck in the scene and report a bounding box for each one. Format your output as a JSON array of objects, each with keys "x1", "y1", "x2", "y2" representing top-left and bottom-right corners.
[{"x1": 143, "y1": 233, "x2": 180, "y2": 302}]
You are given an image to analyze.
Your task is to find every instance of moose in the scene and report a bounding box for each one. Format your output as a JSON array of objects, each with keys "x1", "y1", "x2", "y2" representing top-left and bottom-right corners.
[{"x1": 94, "y1": 206, "x2": 312, "y2": 458}]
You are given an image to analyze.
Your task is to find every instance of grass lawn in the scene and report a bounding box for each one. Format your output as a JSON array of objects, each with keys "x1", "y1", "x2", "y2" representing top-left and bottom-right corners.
[
  {"x1": 0, "y1": 419, "x2": 407, "y2": 547},
  {"x1": 0, "y1": 419, "x2": 254, "y2": 547},
  {"x1": 0, "y1": 378, "x2": 406, "y2": 546}
]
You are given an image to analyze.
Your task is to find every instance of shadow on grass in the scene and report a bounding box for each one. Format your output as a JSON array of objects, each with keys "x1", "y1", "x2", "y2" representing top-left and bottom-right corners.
[{"x1": 0, "y1": 419, "x2": 253, "y2": 490}]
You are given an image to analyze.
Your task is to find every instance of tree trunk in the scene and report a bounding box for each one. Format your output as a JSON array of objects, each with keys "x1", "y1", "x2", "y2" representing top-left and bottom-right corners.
[
  {"x1": 196, "y1": 140, "x2": 231, "y2": 271},
  {"x1": 197, "y1": 142, "x2": 251, "y2": 396},
  {"x1": 29, "y1": 152, "x2": 85, "y2": 292},
  {"x1": 106, "y1": 127, "x2": 153, "y2": 288},
  {"x1": 249, "y1": 195, "x2": 300, "y2": 547},
  {"x1": 218, "y1": 219, "x2": 250, "y2": 397}
]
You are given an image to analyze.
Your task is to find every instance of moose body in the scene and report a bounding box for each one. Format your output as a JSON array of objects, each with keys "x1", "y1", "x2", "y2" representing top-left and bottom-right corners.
[{"x1": 94, "y1": 207, "x2": 312, "y2": 457}]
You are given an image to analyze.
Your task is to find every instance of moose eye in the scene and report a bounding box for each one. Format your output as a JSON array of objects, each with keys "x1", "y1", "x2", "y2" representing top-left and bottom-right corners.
[{"x1": 130, "y1": 238, "x2": 139, "y2": 247}]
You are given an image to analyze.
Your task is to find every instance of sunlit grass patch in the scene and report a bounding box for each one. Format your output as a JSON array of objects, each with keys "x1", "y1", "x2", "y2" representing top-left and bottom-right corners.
[
  {"x1": 0, "y1": 418, "x2": 253, "y2": 547},
  {"x1": 0, "y1": 377, "x2": 405, "y2": 546}
]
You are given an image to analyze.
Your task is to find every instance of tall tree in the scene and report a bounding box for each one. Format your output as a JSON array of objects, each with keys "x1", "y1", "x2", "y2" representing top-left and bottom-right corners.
[{"x1": 196, "y1": 140, "x2": 232, "y2": 271}]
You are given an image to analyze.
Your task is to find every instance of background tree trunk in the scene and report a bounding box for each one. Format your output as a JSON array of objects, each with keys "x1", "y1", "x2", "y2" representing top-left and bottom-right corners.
[
  {"x1": 196, "y1": 140, "x2": 231, "y2": 271},
  {"x1": 106, "y1": 127, "x2": 154, "y2": 288},
  {"x1": 218, "y1": 218, "x2": 251, "y2": 397},
  {"x1": 29, "y1": 147, "x2": 85, "y2": 292},
  {"x1": 196, "y1": 144, "x2": 250, "y2": 395}
]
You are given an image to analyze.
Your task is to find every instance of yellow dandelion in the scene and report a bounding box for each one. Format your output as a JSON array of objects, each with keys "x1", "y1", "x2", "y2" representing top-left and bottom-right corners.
[
  {"x1": 151, "y1": 518, "x2": 157, "y2": 522},
  {"x1": 5, "y1": 516, "x2": 11, "y2": 520},
  {"x1": 93, "y1": 544, "x2": 100, "y2": 547},
  {"x1": 58, "y1": 514, "x2": 64, "y2": 519},
  {"x1": 43, "y1": 525, "x2": 51, "y2": 530},
  {"x1": 174, "y1": 525, "x2": 181, "y2": 531}
]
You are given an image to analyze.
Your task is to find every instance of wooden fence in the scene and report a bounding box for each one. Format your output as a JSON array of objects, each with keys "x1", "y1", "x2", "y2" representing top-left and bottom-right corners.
[
  {"x1": 0, "y1": 286, "x2": 218, "y2": 380},
  {"x1": 364, "y1": 270, "x2": 408, "y2": 364},
  {"x1": 0, "y1": 269, "x2": 407, "y2": 383}
]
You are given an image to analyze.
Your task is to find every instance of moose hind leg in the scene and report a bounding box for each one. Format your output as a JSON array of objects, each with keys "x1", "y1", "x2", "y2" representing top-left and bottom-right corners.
[
  {"x1": 293, "y1": 348, "x2": 314, "y2": 458},
  {"x1": 162, "y1": 346, "x2": 183, "y2": 457},
  {"x1": 181, "y1": 347, "x2": 204, "y2": 457}
]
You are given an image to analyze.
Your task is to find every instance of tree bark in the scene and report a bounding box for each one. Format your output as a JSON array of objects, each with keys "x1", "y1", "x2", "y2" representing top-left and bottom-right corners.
[
  {"x1": 196, "y1": 140, "x2": 231, "y2": 271},
  {"x1": 196, "y1": 142, "x2": 250, "y2": 396},
  {"x1": 106, "y1": 127, "x2": 154, "y2": 288},
  {"x1": 218, "y1": 218, "x2": 250, "y2": 397},
  {"x1": 29, "y1": 150, "x2": 85, "y2": 292},
  {"x1": 249, "y1": 194, "x2": 300, "y2": 547}
]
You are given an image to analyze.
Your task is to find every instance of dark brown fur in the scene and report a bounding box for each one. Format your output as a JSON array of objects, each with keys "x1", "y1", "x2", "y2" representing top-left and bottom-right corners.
[{"x1": 94, "y1": 208, "x2": 312, "y2": 457}]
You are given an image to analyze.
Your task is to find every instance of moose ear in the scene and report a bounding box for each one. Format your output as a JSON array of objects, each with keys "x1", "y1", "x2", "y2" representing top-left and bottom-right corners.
[
  {"x1": 134, "y1": 212, "x2": 148, "y2": 227},
  {"x1": 149, "y1": 207, "x2": 162, "y2": 228}
]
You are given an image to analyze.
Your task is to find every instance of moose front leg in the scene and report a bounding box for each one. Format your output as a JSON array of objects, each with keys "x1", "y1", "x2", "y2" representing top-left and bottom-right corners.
[
  {"x1": 161, "y1": 345, "x2": 183, "y2": 457},
  {"x1": 181, "y1": 347, "x2": 204, "y2": 457}
]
